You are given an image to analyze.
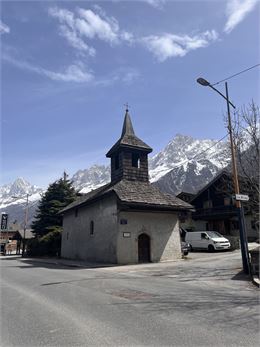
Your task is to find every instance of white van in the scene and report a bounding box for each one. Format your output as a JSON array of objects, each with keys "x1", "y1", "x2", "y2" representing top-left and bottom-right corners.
[{"x1": 185, "y1": 231, "x2": 231, "y2": 252}]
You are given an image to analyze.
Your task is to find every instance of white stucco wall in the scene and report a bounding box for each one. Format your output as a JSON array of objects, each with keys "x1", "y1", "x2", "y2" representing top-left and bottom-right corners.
[
  {"x1": 117, "y1": 211, "x2": 182, "y2": 264},
  {"x1": 61, "y1": 195, "x2": 118, "y2": 263}
]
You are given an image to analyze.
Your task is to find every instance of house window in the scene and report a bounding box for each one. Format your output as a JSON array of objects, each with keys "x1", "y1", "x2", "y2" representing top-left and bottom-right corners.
[
  {"x1": 224, "y1": 197, "x2": 231, "y2": 206},
  {"x1": 132, "y1": 153, "x2": 140, "y2": 168},
  {"x1": 203, "y1": 200, "x2": 213, "y2": 208},
  {"x1": 90, "y1": 221, "x2": 94, "y2": 235},
  {"x1": 75, "y1": 209, "x2": 78, "y2": 217},
  {"x1": 115, "y1": 154, "x2": 119, "y2": 170}
]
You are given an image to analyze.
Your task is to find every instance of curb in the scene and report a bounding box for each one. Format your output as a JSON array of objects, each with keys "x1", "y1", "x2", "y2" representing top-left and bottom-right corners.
[{"x1": 252, "y1": 276, "x2": 260, "y2": 288}]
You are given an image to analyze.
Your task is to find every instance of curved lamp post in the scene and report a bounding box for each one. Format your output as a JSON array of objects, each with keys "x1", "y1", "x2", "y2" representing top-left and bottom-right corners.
[{"x1": 197, "y1": 77, "x2": 250, "y2": 274}]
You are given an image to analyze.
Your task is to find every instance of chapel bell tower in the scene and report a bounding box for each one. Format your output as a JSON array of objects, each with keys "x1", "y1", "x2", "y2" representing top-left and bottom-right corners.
[{"x1": 106, "y1": 108, "x2": 153, "y2": 183}]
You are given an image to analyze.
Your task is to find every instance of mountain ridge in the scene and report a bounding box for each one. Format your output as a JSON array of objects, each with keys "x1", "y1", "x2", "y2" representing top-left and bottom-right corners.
[{"x1": 1, "y1": 133, "x2": 229, "y2": 225}]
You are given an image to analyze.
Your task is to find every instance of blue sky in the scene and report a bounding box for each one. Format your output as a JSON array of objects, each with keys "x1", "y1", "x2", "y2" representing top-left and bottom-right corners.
[{"x1": 1, "y1": 0, "x2": 259, "y2": 187}]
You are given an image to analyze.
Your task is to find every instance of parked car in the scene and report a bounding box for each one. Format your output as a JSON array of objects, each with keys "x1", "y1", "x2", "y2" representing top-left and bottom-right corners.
[
  {"x1": 181, "y1": 241, "x2": 191, "y2": 256},
  {"x1": 185, "y1": 231, "x2": 231, "y2": 252}
]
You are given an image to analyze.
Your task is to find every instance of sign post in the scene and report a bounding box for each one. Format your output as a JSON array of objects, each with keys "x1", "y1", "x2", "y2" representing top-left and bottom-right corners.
[{"x1": 235, "y1": 194, "x2": 249, "y2": 202}]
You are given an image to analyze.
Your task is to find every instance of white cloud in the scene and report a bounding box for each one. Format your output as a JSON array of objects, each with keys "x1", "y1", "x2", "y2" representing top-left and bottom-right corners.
[
  {"x1": 44, "y1": 63, "x2": 93, "y2": 82},
  {"x1": 2, "y1": 52, "x2": 93, "y2": 83},
  {"x1": 2, "y1": 49, "x2": 139, "y2": 86},
  {"x1": 77, "y1": 8, "x2": 119, "y2": 44},
  {"x1": 142, "y1": 0, "x2": 166, "y2": 9},
  {"x1": 59, "y1": 24, "x2": 96, "y2": 56},
  {"x1": 48, "y1": 6, "x2": 133, "y2": 55},
  {"x1": 141, "y1": 30, "x2": 218, "y2": 61},
  {"x1": 0, "y1": 20, "x2": 10, "y2": 34},
  {"x1": 48, "y1": 7, "x2": 96, "y2": 56},
  {"x1": 224, "y1": 0, "x2": 258, "y2": 33},
  {"x1": 122, "y1": 70, "x2": 140, "y2": 84},
  {"x1": 95, "y1": 67, "x2": 140, "y2": 87}
]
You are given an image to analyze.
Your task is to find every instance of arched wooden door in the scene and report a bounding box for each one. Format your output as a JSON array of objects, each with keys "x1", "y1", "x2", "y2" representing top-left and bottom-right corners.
[{"x1": 138, "y1": 233, "x2": 151, "y2": 263}]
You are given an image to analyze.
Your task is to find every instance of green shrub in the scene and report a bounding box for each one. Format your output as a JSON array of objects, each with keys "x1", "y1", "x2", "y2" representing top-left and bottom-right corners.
[{"x1": 27, "y1": 229, "x2": 62, "y2": 257}]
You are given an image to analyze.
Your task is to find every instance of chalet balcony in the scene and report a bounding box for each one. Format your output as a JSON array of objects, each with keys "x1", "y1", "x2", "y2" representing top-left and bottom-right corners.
[{"x1": 192, "y1": 205, "x2": 238, "y2": 220}]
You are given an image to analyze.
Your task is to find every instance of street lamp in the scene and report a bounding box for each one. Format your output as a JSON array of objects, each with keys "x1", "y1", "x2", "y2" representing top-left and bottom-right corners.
[
  {"x1": 12, "y1": 194, "x2": 30, "y2": 257},
  {"x1": 197, "y1": 77, "x2": 250, "y2": 274}
]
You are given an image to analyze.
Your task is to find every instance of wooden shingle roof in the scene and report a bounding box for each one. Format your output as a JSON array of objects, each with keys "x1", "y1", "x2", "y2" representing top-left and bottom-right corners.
[
  {"x1": 61, "y1": 179, "x2": 194, "y2": 214},
  {"x1": 106, "y1": 110, "x2": 152, "y2": 157}
]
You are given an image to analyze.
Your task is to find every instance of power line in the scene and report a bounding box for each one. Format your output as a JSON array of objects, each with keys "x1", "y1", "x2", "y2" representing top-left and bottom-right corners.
[
  {"x1": 189, "y1": 134, "x2": 229, "y2": 161},
  {"x1": 164, "y1": 133, "x2": 229, "y2": 173},
  {"x1": 212, "y1": 64, "x2": 260, "y2": 86}
]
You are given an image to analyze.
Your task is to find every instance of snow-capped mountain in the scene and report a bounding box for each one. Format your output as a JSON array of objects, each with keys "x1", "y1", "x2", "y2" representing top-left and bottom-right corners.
[
  {"x1": 150, "y1": 134, "x2": 229, "y2": 194},
  {"x1": 0, "y1": 178, "x2": 44, "y2": 226},
  {"x1": 71, "y1": 134, "x2": 229, "y2": 195},
  {"x1": 72, "y1": 165, "x2": 110, "y2": 193},
  {"x1": 0, "y1": 178, "x2": 43, "y2": 209},
  {"x1": 149, "y1": 134, "x2": 229, "y2": 183},
  {"x1": 0, "y1": 134, "x2": 229, "y2": 226}
]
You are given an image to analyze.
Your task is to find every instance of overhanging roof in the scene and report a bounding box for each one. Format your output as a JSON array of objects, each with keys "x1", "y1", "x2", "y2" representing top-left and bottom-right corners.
[{"x1": 60, "y1": 179, "x2": 194, "y2": 214}]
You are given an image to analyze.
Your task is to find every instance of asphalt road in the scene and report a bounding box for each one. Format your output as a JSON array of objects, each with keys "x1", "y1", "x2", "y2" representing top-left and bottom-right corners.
[{"x1": 1, "y1": 250, "x2": 259, "y2": 347}]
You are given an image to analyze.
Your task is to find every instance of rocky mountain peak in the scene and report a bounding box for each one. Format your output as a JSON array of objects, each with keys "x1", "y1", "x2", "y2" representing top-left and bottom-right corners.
[
  {"x1": 0, "y1": 177, "x2": 43, "y2": 209},
  {"x1": 9, "y1": 177, "x2": 31, "y2": 196},
  {"x1": 0, "y1": 133, "x2": 230, "y2": 223},
  {"x1": 72, "y1": 164, "x2": 111, "y2": 193},
  {"x1": 149, "y1": 134, "x2": 229, "y2": 182}
]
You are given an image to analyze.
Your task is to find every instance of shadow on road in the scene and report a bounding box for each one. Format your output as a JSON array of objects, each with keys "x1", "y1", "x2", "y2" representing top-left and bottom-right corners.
[
  {"x1": 0, "y1": 256, "x2": 116, "y2": 271},
  {"x1": 231, "y1": 270, "x2": 251, "y2": 282}
]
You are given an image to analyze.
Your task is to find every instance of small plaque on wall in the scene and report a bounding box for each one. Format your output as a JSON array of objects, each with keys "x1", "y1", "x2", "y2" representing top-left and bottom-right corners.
[
  {"x1": 120, "y1": 219, "x2": 128, "y2": 225},
  {"x1": 123, "y1": 232, "x2": 131, "y2": 238}
]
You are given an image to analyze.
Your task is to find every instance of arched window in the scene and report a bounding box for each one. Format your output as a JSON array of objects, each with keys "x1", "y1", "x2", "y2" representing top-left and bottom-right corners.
[
  {"x1": 115, "y1": 154, "x2": 119, "y2": 170},
  {"x1": 132, "y1": 153, "x2": 140, "y2": 168},
  {"x1": 90, "y1": 221, "x2": 94, "y2": 235}
]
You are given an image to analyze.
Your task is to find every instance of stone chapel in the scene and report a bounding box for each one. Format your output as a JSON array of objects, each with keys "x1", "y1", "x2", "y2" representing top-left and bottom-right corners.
[{"x1": 60, "y1": 109, "x2": 193, "y2": 264}]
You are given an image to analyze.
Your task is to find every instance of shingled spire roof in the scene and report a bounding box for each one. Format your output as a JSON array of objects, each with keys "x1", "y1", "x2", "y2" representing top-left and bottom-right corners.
[
  {"x1": 106, "y1": 108, "x2": 152, "y2": 157},
  {"x1": 121, "y1": 109, "x2": 135, "y2": 137}
]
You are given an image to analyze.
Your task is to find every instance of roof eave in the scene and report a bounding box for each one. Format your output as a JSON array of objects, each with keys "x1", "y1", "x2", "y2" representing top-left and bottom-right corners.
[
  {"x1": 118, "y1": 201, "x2": 194, "y2": 212},
  {"x1": 106, "y1": 143, "x2": 153, "y2": 157},
  {"x1": 60, "y1": 190, "x2": 116, "y2": 214}
]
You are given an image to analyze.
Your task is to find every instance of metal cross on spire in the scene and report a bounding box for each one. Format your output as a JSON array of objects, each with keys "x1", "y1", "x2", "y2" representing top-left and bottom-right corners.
[{"x1": 124, "y1": 102, "x2": 130, "y2": 112}]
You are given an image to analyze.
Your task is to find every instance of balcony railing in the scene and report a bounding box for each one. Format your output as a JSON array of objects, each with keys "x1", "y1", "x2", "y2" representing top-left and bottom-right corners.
[{"x1": 192, "y1": 205, "x2": 237, "y2": 219}]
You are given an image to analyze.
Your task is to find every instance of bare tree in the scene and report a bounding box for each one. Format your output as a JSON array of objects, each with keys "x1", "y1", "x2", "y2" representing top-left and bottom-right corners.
[{"x1": 231, "y1": 101, "x2": 259, "y2": 218}]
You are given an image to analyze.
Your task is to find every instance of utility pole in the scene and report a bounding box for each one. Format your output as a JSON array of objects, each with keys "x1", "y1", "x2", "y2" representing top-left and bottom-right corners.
[
  {"x1": 225, "y1": 82, "x2": 250, "y2": 274},
  {"x1": 22, "y1": 194, "x2": 29, "y2": 257},
  {"x1": 197, "y1": 77, "x2": 250, "y2": 274},
  {"x1": 12, "y1": 194, "x2": 30, "y2": 257}
]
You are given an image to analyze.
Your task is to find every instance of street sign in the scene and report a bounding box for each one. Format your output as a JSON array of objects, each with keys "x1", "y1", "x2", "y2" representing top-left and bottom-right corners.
[
  {"x1": 1, "y1": 213, "x2": 8, "y2": 230},
  {"x1": 235, "y1": 194, "x2": 249, "y2": 201}
]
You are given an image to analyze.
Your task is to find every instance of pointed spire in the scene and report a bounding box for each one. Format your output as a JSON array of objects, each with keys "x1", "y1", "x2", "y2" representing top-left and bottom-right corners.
[
  {"x1": 121, "y1": 108, "x2": 135, "y2": 138},
  {"x1": 106, "y1": 107, "x2": 152, "y2": 158}
]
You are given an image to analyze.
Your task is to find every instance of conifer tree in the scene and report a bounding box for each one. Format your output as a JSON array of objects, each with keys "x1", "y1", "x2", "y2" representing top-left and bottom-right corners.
[{"x1": 32, "y1": 172, "x2": 77, "y2": 237}]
